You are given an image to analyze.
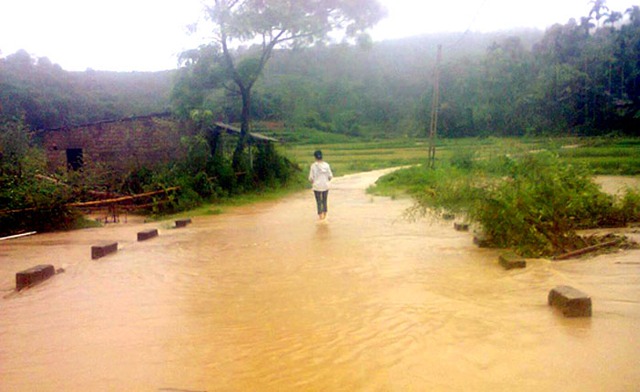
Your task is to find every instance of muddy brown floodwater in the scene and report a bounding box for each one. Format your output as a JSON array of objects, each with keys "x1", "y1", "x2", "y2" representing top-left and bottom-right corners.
[{"x1": 1, "y1": 169, "x2": 640, "y2": 391}]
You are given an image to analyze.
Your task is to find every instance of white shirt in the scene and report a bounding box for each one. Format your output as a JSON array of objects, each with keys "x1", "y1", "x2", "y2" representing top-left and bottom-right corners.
[{"x1": 308, "y1": 161, "x2": 333, "y2": 191}]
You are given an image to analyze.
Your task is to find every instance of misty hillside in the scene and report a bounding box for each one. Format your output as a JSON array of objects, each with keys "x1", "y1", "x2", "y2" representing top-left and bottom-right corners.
[
  {"x1": 0, "y1": 49, "x2": 174, "y2": 130},
  {"x1": 3, "y1": 14, "x2": 640, "y2": 138}
]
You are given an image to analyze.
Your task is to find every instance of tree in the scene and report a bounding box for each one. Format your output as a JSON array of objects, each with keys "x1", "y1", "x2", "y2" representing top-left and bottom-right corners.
[
  {"x1": 604, "y1": 11, "x2": 622, "y2": 30},
  {"x1": 626, "y1": 5, "x2": 640, "y2": 26},
  {"x1": 589, "y1": 0, "x2": 610, "y2": 27},
  {"x1": 200, "y1": 0, "x2": 386, "y2": 167},
  {"x1": 580, "y1": 16, "x2": 595, "y2": 36}
]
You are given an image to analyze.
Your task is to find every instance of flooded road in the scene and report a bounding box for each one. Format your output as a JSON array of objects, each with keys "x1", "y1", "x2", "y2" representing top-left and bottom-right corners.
[{"x1": 1, "y1": 169, "x2": 640, "y2": 391}]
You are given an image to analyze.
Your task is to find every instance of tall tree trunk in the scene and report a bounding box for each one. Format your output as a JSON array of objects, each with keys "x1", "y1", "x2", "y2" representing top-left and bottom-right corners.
[
  {"x1": 233, "y1": 86, "x2": 252, "y2": 171},
  {"x1": 240, "y1": 86, "x2": 251, "y2": 136}
]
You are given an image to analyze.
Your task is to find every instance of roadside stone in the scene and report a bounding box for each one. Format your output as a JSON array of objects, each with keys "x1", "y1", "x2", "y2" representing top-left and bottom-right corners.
[
  {"x1": 175, "y1": 218, "x2": 192, "y2": 228},
  {"x1": 16, "y1": 264, "x2": 56, "y2": 290},
  {"x1": 473, "y1": 232, "x2": 492, "y2": 248},
  {"x1": 454, "y1": 222, "x2": 469, "y2": 232},
  {"x1": 548, "y1": 285, "x2": 592, "y2": 317},
  {"x1": 499, "y1": 252, "x2": 527, "y2": 270},
  {"x1": 137, "y1": 229, "x2": 159, "y2": 241},
  {"x1": 91, "y1": 242, "x2": 118, "y2": 259}
]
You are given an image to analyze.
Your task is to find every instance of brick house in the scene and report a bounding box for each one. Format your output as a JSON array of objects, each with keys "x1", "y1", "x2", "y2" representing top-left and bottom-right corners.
[
  {"x1": 38, "y1": 112, "x2": 188, "y2": 172},
  {"x1": 37, "y1": 113, "x2": 277, "y2": 173}
]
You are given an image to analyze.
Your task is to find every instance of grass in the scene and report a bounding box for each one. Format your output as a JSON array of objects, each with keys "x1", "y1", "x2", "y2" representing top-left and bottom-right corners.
[
  {"x1": 73, "y1": 216, "x2": 104, "y2": 230},
  {"x1": 279, "y1": 139, "x2": 430, "y2": 176},
  {"x1": 146, "y1": 177, "x2": 307, "y2": 221},
  {"x1": 255, "y1": 135, "x2": 640, "y2": 189},
  {"x1": 556, "y1": 140, "x2": 640, "y2": 174}
]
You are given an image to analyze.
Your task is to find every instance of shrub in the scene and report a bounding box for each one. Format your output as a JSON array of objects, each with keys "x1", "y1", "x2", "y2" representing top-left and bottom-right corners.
[
  {"x1": 449, "y1": 148, "x2": 475, "y2": 170},
  {"x1": 0, "y1": 116, "x2": 81, "y2": 236},
  {"x1": 408, "y1": 151, "x2": 640, "y2": 257},
  {"x1": 470, "y1": 153, "x2": 624, "y2": 255}
]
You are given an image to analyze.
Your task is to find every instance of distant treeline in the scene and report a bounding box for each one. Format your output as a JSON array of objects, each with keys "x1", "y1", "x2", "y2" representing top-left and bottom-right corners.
[
  {"x1": 251, "y1": 6, "x2": 639, "y2": 137},
  {"x1": 3, "y1": 4, "x2": 640, "y2": 137}
]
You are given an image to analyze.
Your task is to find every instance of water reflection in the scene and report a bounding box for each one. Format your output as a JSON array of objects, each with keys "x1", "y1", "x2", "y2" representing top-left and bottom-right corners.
[{"x1": 315, "y1": 221, "x2": 330, "y2": 241}]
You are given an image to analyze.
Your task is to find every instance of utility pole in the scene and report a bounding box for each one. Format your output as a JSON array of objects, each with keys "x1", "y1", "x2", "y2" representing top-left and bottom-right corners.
[{"x1": 428, "y1": 44, "x2": 442, "y2": 169}]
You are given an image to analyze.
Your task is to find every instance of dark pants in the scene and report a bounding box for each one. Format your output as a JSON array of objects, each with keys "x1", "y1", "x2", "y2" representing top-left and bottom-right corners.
[{"x1": 314, "y1": 190, "x2": 329, "y2": 215}]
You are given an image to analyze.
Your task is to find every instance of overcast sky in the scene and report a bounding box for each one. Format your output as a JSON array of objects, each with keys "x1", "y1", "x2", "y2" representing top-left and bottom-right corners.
[{"x1": 0, "y1": 0, "x2": 637, "y2": 72}]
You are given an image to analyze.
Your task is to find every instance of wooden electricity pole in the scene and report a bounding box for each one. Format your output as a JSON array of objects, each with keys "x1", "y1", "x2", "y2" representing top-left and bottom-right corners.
[{"x1": 428, "y1": 44, "x2": 442, "y2": 169}]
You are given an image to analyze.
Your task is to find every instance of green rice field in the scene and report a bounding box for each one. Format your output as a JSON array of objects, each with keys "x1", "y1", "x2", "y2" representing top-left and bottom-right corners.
[{"x1": 279, "y1": 136, "x2": 640, "y2": 177}]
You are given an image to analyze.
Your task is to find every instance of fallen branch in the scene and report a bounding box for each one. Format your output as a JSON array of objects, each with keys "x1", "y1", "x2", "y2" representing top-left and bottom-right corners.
[
  {"x1": 0, "y1": 231, "x2": 37, "y2": 241},
  {"x1": 122, "y1": 200, "x2": 171, "y2": 210},
  {"x1": 0, "y1": 187, "x2": 180, "y2": 215},
  {"x1": 553, "y1": 239, "x2": 622, "y2": 260},
  {"x1": 67, "y1": 187, "x2": 180, "y2": 208},
  {"x1": 0, "y1": 206, "x2": 39, "y2": 215}
]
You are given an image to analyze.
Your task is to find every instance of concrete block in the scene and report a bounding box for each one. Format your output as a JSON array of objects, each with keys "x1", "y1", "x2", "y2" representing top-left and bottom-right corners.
[
  {"x1": 499, "y1": 252, "x2": 527, "y2": 270},
  {"x1": 175, "y1": 218, "x2": 192, "y2": 228},
  {"x1": 548, "y1": 285, "x2": 592, "y2": 317},
  {"x1": 454, "y1": 222, "x2": 470, "y2": 231},
  {"x1": 16, "y1": 264, "x2": 56, "y2": 290},
  {"x1": 91, "y1": 242, "x2": 118, "y2": 259},
  {"x1": 473, "y1": 232, "x2": 492, "y2": 248},
  {"x1": 137, "y1": 229, "x2": 159, "y2": 241}
]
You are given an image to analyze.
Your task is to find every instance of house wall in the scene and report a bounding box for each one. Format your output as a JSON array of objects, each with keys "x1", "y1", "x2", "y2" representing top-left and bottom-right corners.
[{"x1": 41, "y1": 115, "x2": 191, "y2": 172}]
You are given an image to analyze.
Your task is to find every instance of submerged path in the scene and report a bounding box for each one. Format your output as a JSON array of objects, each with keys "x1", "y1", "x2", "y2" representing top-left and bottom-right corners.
[{"x1": 1, "y1": 169, "x2": 640, "y2": 391}]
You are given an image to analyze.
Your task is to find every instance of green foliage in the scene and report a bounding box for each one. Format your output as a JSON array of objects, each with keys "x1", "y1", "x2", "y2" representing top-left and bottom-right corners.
[
  {"x1": 556, "y1": 138, "x2": 640, "y2": 174},
  {"x1": 618, "y1": 189, "x2": 640, "y2": 222},
  {"x1": 0, "y1": 116, "x2": 80, "y2": 236},
  {"x1": 128, "y1": 131, "x2": 299, "y2": 217},
  {"x1": 254, "y1": 143, "x2": 294, "y2": 188},
  {"x1": 467, "y1": 153, "x2": 610, "y2": 256},
  {"x1": 283, "y1": 138, "x2": 429, "y2": 177},
  {"x1": 394, "y1": 149, "x2": 640, "y2": 257},
  {"x1": 120, "y1": 167, "x2": 154, "y2": 195},
  {"x1": 266, "y1": 126, "x2": 359, "y2": 145},
  {"x1": 449, "y1": 148, "x2": 475, "y2": 170}
]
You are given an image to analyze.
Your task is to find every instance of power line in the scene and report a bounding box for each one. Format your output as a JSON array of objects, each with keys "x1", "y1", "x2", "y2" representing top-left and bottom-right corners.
[
  {"x1": 427, "y1": 1, "x2": 489, "y2": 167},
  {"x1": 445, "y1": 0, "x2": 491, "y2": 49}
]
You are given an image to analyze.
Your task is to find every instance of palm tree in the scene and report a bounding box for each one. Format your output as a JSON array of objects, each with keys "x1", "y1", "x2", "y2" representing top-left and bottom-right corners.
[
  {"x1": 580, "y1": 16, "x2": 595, "y2": 36},
  {"x1": 626, "y1": 5, "x2": 640, "y2": 27},
  {"x1": 604, "y1": 11, "x2": 622, "y2": 30},
  {"x1": 589, "y1": 0, "x2": 610, "y2": 27}
]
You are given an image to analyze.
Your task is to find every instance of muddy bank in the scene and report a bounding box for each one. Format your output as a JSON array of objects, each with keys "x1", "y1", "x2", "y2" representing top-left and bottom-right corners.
[
  {"x1": 1, "y1": 169, "x2": 639, "y2": 391},
  {"x1": 594, "y1": 175, "x2": 640, "y2": 195}
]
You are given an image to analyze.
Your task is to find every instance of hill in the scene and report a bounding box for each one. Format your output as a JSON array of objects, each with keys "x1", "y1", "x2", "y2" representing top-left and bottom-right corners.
[{"x1": 0, "y1": 50, "x2": 174, "y2": 130}]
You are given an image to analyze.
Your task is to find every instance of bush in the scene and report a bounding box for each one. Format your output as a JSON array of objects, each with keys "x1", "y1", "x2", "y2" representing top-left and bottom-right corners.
[
  {"x1": 449, "y1": 148, "x2": 475, "y2": 170},
  {"x1": 407, "y1": 151, "x2": 640, "y2": 257},
  {"x1": 131, "y1": 133, "x2": 298, "y2": 216},
  {"x1": 0, "y1": 116, "x2": 81, "y2": 236}
]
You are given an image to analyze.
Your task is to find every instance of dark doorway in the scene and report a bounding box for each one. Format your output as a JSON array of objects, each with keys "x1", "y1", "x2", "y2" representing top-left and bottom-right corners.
[{"x1": 66, "y1": 148, "x2": 83, "y2": 170}]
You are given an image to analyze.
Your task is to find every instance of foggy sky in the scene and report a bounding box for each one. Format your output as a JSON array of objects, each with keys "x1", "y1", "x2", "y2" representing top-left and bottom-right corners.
[{"x1": 0, "y1": 0, "x2": 637, "y2": 72}]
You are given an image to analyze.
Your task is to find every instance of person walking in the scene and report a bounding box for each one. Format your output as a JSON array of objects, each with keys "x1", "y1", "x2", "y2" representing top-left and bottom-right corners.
[{"x1": 308, "y1": 150, "x2": 333, "y2": 220}]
